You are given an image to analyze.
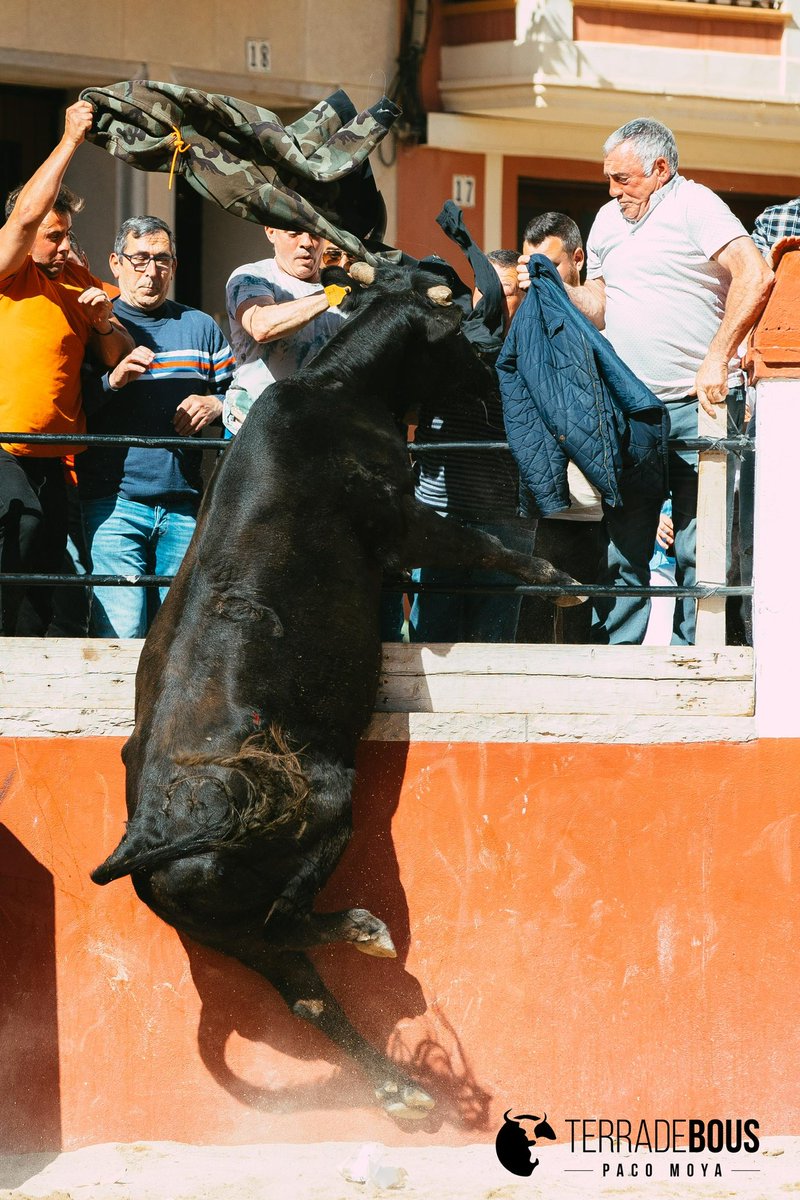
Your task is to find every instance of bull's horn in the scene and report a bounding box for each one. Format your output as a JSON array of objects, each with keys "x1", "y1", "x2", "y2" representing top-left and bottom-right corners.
[
  {"x1": 349, "y1": 261, "x2": 376, "y2": 284},
  {"x1": 427, "y1": 285, "x2": 453, "y2": 305}
]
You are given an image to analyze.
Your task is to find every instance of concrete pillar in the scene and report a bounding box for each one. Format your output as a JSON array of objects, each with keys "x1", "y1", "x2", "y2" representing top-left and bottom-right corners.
[
  {"x1": 483, "y1": 153, "x2": 503, "y2": 252},
  {"x1": 744, "y1": 243, "x2": 800, "y2": 737}
]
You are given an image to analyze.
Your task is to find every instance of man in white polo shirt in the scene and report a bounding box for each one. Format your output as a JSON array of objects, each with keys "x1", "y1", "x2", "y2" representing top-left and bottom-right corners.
[{"x1": 540, "y1": 118, "x2": 772, "y2": 644}]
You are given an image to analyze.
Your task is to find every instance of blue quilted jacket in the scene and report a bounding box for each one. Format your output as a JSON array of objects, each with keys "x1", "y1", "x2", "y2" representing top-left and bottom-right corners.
[{"x1": 496, "y1": 255, "x2": 669, "y2": 516}]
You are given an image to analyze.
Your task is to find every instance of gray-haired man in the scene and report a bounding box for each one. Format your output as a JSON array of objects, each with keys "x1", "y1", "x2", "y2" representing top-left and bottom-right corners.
[
  {"x1": 520, "y1": 118, "x2": 773, "y2": 645},
  {"x1": 77, "y1": 215, "x2": 234, "y2": 638}
]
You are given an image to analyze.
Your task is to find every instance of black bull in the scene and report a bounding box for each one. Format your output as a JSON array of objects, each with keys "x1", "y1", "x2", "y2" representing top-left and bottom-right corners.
[{"x1": 92, "y1": 263, "x2": 584, "y2": 1120}]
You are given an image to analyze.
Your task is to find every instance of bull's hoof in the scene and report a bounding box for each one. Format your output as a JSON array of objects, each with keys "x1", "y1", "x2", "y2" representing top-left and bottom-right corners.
[
  {"x1": 555, "y1": 593, "x2": 588, "y2": 607},
  {"x1": 376, "y1": 1080, "x2": 436, "y2": 1121},
  {"x1": 349, "y1": 909, "x2": 397, "y2": 958}
]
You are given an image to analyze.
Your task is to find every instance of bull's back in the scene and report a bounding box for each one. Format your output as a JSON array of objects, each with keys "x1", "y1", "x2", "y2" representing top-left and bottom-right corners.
[{"x1": 133, "y1": 390, "x2": 405, "y2": 763}]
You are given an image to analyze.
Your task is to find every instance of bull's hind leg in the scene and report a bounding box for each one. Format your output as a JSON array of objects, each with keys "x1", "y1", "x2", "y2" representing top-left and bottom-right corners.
[
  {"x1": 257, "y1": 757, "x2": 397, "y2": 959},
  {"x1": 396, "y1": 497, "x2": 586, "y2": 608},
  {"x1": 225, "y1": 935, "x2": 434, "y2": 1120}
]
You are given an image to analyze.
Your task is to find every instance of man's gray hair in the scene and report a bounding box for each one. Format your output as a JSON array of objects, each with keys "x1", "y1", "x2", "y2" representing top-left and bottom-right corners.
[
  {"x1": 114, "y1": 215, "x2": 176, "y2": 257},
  {"x1": 603, "y1": 118, "x2": 678, "y2": 177}
]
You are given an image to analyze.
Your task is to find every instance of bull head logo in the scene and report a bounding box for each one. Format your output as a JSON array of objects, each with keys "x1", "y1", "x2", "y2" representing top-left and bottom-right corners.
[{"x1": 495, "y1": 1109, "x2": 557, "y2": 1176}]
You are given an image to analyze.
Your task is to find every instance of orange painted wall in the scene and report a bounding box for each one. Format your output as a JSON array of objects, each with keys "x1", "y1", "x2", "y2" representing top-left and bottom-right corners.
[
  {"x1": 396, "y1": 145, "x2": 485, "y2": 267},
  {"x1": 397, "y1": 146, "x2": 799, "y2": 265},
  {"x1": 442, "y1": 4, "x2": 516, "y2": 46},
  {"x1": 1, "y1": 736, "x2": 799, "y2": 1152}
]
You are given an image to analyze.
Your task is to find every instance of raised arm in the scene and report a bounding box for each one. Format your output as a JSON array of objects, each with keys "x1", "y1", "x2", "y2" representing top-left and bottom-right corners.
[
  {"x1": 0, "y1": 100, "x2": 94, "y2": 282},
  {"x1": 695, "y1": 235, "x2": 774, "y2": 416}
]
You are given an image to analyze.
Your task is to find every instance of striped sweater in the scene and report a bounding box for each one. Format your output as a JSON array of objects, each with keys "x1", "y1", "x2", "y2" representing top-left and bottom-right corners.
[
  {"x1": 78, "y1": 299, "x2": 234, "y2": 503},
  {"x1": 414, "y1": 385, "x2": 519, "y2": 522}
]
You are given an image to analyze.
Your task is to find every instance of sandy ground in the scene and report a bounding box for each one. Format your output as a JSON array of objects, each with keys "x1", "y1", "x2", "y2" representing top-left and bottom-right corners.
[{"x1": 0, "y1": 1138, "x2": 798, "y2": 1200}]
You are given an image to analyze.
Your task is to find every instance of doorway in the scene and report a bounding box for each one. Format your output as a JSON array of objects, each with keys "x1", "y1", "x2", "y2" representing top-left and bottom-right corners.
[{"x1": 0, "y1": 84, "x2": 67, "y2": 211}]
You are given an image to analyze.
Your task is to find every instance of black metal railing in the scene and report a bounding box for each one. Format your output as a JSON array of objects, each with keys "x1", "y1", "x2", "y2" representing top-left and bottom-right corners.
[{"x1": 0, "y1": 431, "x2": 754, "y2": 601}]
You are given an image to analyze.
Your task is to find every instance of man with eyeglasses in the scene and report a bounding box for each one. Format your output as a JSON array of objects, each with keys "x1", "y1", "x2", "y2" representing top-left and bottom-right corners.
[
  {"x1": 223, "y1": 228, "x2": 345, "y2": 433},
  {"x1": 0, "y1": 99, "x2": 133, "y2": 636},
  {"x1": 77, "y1": 215, "x2": 234, "y2": 637}
]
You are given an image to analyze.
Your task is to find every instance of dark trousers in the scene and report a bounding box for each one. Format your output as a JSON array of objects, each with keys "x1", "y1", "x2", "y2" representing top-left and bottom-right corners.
[
  {"x1": 48, "y1": 481, "x2": 92, "y2": 637},
  {"x1": 0, "y1": 448, "x2": 68, "y2": 636},
  {"x1": 517, "y1": 518, "x2": 607, "y2": 643},
  {"x1": 591, "y1": 388, "x2": 745, "y2": 646}
]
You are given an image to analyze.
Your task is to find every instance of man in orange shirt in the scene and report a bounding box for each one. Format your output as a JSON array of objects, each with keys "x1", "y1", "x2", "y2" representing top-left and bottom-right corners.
[{"x1": 0, "y1": 99, "x2": 131, "y2": 635}]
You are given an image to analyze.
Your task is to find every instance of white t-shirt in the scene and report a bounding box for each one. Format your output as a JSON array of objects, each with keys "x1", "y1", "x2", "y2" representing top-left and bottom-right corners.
[
  {"x1": 224, "y1": 258, "x2": 344, "y2": 429},
  {"x1": 586, "y1": 174, "x2": 748, "y2": 402}
]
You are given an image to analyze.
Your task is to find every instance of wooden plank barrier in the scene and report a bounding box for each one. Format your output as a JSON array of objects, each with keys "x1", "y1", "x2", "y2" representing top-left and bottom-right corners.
[
  {"x1": 695, "y1": 399, "x2": 729, "y2": 646},
  {"x1": 0, "y1": 640, "x2": 755, "y2": 742}
]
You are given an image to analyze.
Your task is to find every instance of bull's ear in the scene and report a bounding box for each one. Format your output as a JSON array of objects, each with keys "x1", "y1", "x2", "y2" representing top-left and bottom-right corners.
[
  {"x1": 321, "y1": 264, "x2": 365, "y2": 312},
  {"x1": 321, "y1": 264, "x2": 357, "y2": 289},
  {"x1": 422, "y1": 303, "x2": 463, "y2": 342}
]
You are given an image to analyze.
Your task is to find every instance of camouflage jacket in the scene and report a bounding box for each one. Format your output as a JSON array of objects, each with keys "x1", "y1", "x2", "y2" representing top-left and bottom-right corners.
[{"x1": 80, "y1": 80, "x2": 399, "y2": 265}]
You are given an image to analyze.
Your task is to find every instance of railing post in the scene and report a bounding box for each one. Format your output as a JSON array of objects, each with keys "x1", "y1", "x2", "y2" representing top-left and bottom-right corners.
[
  {"x1": 743, "y1": 244, "x2": 800, "y2": 737},
  {"x1": 695, "y1": 400, "x2": 728, "y2": 646}
]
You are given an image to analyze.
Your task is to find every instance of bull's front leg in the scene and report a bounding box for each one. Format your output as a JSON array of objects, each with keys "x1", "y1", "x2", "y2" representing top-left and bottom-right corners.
[
  {"x1": 395, "y1": 497, "x2": 586, "y2": 608},
  {"x1": 223, "y1": 936, "x2": 435, "y2": 1120}
]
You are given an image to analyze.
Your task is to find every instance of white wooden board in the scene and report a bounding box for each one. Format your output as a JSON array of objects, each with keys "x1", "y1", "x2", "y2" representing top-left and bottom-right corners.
[{"x1": 0, "y1": 639, "x2": 755, "y2": 742}]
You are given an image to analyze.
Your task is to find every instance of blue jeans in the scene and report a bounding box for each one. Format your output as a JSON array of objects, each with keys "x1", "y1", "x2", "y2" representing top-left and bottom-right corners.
[
  {"x1": 83, "y1": 495, "x2": 197, "y2": 638},
  {"x1": 591, "y1": 388, "x2": 745, "y2": 646},
  {"x1": 408, "y1": 519, "x2": 537, "y2": 643}
]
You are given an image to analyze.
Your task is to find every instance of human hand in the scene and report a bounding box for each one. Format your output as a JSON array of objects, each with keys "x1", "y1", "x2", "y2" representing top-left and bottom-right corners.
[
  {"x1": 79, "y1": 287, "x2": 114, "y2": 331},
  {"x1": 516, "y1": 255, "x2": 531, "y2": 291},
  {"x1": 695, "y1": 352, "x2": 729, "y2": 417},
  {"x1": 173, "y1": 395, "x2": 223, "y2": 435},
  {"x1": 656, "y1": 511, "x2": 674, "y2": 551},
  {"x1": 64, "y1": 100, "x2": 95, "y2": 147},
  {"x1": 108, "y1": 346, "x2": 154, "y2": 390}
]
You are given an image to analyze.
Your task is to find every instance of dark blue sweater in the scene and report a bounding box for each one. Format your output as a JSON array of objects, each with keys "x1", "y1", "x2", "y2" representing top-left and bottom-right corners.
[{"x1": 78, "y1": 299, "x2": 234, "y2": 503}]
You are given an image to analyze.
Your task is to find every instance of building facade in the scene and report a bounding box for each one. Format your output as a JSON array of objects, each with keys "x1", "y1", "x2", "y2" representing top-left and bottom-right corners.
[
  {"x1": 0, "y1": 0, "x2": 402, "y2": 324},
  {"x1": 2, "y1": 0, "x2": 799, "y2": 312},
  {"x1": 396, "y1": 0, "x2": 800, "y2": 261}
]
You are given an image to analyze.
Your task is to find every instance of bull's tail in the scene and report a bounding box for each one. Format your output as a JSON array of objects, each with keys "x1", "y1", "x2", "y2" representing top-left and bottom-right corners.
[{"x1": 91, "y1": 726, "x2": 310, "y2": 886}]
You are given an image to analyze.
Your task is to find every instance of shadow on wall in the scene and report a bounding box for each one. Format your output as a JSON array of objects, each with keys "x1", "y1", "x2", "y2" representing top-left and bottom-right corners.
[
  {"x1": 183, "y1": 742, "x2": 491, "y2": 1130},
  {"x1": 0, "y1": 811, "x2": 62, "y2": 1167}
]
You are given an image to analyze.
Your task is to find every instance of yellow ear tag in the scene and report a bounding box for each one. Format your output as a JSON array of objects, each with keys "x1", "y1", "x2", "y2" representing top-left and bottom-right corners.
[{"x1": 324, "y1": 284, "x2": 351, "y2": 309}]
